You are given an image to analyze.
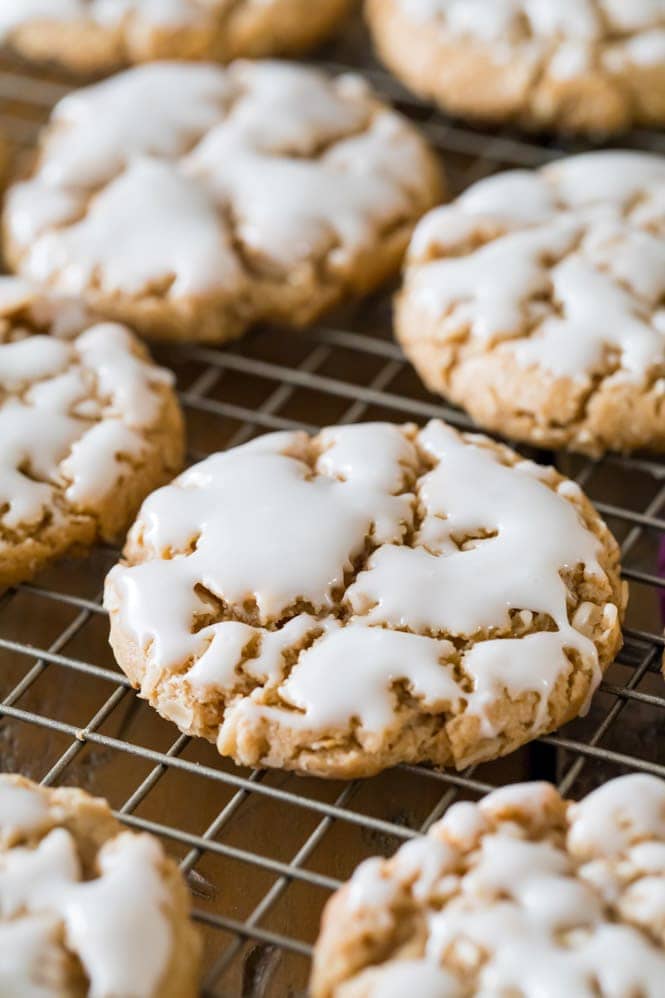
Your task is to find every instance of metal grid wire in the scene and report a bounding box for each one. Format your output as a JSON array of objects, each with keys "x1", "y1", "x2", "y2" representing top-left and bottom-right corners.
[{"x1": 1, "y1": 15, "x2": 665, "y2": 997}]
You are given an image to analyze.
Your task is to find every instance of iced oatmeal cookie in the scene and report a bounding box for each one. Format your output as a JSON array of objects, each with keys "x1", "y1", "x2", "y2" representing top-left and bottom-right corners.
[
  {"x1": 0, "y1": 773, "x2": 200, "y2": 997},
  {"x1": 0, "y1": 277, "x2": 184, "y2": 589},
  {"x1": 366, "y1": 0, "x2": 665, "y2": 134},
  {"x1": 312, "y1": 774, "x2": 665, "y2": 997},
  {"x1": 104, "y1": 419, "x2": 624, "y2": 779},
  {"x1": 0, "y1": 0, "x2": 353, "y2": 74},
  {"x1": 3, "y1": 60, "x2": 443, "y2": 343},
  {"x1": 396, "y1": 151, "x2": 665, "y2": 456}
]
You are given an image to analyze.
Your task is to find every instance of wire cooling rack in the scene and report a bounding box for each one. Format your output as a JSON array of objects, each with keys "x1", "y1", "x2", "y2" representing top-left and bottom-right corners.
[{"x1": 1, "y1": 14, "x2": 665, "y2": 997}]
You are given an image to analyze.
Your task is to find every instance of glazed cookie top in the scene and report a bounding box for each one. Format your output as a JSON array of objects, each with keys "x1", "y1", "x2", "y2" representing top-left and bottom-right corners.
[
  {"x1": 398, "y1": 0, "x2": 665, "y2": 74},
  {"x1": 403, "y1": 151, "x2": 665, "y2": 387},
  {"x1": 312, "y1": 774, "x2": 665, "y2": 997},
  {"x1": 5, "y1": 60, "x2": 437, "y2": 304},
  {"x1": 0, "y1": 277, "x2": 174, "y2": 536},
  {"x1": 0, "y1": 775, "x2": 184, "y2": 997},
  {"x1": 105, "y1": 420, "x2": 622, "y2": 769}
]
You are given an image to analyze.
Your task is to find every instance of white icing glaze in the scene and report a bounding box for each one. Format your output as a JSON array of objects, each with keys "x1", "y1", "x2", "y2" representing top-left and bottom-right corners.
[
  {"x1": 0, "y1": 275, "x2": 41, "y2": 313},
  {"x1": 602, "y1": 0, "x2": 665, "y2": 32},
  {"x1": 0, "y1": 781, "x2": 49, "y2": 838},
  {"x1": 392, "y1": 835, "x2": 458, "y2": 901},
  {"x1": 347, "y1": 857, "x2": 400, "y2": 911},
  {"x1": 396, "y1": 0, "x2": 665, "y2": 103},
  {"x1": 605, "y1": 28, "x2": 665, "y2": 69},
  {"x1": 0, "y1": 0, "x2": 88, "y2": 35},
  {"x1": 0, "y1": 916, "x2": 69, "y2": 998},
  {"x1": 8, "y1": 60, "x2": 432, "y2": 298},
  {"x1": 0, "y1": 338, "x2": 71, "y2": 387},
  {"x1": 0, "y1": 288, "x2": 172, "y2": 531},
  {"x1": 361, "y1": 960, "x2": 463, "y2": 998},
  {"x1": 407, "y1": 151, "x2": 665, "y2": 383},
  {"x1": 470, "y1": 923, "x2": 665, "y2": 997},
  {"x1": 549, "y1": 40, "x2": 594, "y2": 79},
  {"x1": 346, "y1": 421, "x2": 601, "y2": 690},
  {"x1": 61, "y1": 834, "x2": 171, "y2": 997},
  {"x1": 438, "y1": 801, "x2": 487, "y2": 846},
  {"x1": 409, "y1": 220, "x2": 580, "y2": 342},
  {"x1": 74, "y1": 322, "x2": 173, "y2": 424},
  {"x1": 568, "y1": 773, "x2": 665, "y2": 859},
  {"x1": 26, "y1": 158, "x2": 245, "y2": 299},
  {"x1": 0, "y1": 822, "x2": 171, "y2": 997},
  {"x1": 398, "y1": 0, "x2": 665, "y2": 43},
  {"x1": 523, "y1": 0, "x2": 600, "y2": 41},
  {"x1": 334, "y1": 774, "x2": 665, "y2": 997},
  {"x1": 105, "y1": 420, "x2": 611, "y2": 751},
  {"x1": 479, "y1": 780, "x2": 561, "y2": 826},
  {"x1": 247, "y1": 623, "x2": 464, "y2": 734},
  {"x1": 459, "y1": 632, "x2": 584, "y2": 736},
  {"x1": 43, "y1": 63, "x2": 230, "y2": 190},
  {"x1": 543, "y1": 152, "x2": 665, "y2": 207},
  {"x1": 0, "y1": 0, "x2": 217, "y2": 38}
]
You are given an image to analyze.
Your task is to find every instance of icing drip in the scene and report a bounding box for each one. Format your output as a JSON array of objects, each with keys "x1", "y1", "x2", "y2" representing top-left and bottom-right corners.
[
  {"x1": 0, "y1": 916, "x2": 70, "y2": 998},
  {"x1": 358, "y1": 959, "x2": 463, "y2": 998},
  {"x1": 0, "y1": 782, "x2": 49, "y2": 841},
  {"x1": 397, "y1": 0, "x2": 665, "y2": 76},
  {"x1": 568, "y1": 773, "x2": 665, "y2": 859},
  {"x1": 0, "y1": 826, "x2": 171, "y2": 997},
  {"x1": 0, "y1": 291, "x2": 173, "y2": 532},
  {"x1": 407, "y1": 151, "x2": 665, "y2": 384}
]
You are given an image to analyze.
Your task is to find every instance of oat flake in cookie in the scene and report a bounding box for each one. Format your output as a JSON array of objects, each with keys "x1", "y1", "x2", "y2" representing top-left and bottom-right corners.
[
  {"x1": 0, "y1": 774, "x2": 200, "y2": 997},
  {"x1": 366, "y1": 0, "x2": 665, "y2": 134},
  {"x1": 0, "y1": 0, "x2": 353, "y2": 74},
  {"x1": 104, "y1": 419, "x2": 624, "y2": 779},
  {"x1": 0, "y1": 277, "x2": 184, "y2": 590},
  {"x1": 397, "y1": 151, "x2": 665, "y2": 457},
  {"x1": 312, "y1": 773, "x2": 665, "y2": 997},
  {"x1": 3, "y1": 60, "x2": 443, "y2": 344}
]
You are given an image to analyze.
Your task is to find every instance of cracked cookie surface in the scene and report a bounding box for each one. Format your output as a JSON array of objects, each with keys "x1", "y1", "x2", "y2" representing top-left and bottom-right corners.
[
  {"x1": 366, "y1": 0, "x2": 665, "y2": 134},
  {"x1": 0, "y1": 0, "x2": 353, "y2": 74},
  {"x1": 0, "y1": 774, "x2": 200, "y2": 998},
  {"x1": 0, "y1": 277, "x2": 184, "y2": 589},
  {"x1": 396, "y1": 151, "x2": 665, "y2": 456},
  {"x1": 104, "y1": 419, "x2": 624, "y2": 778},
  {"x1": 312, "y1": 774, "x2": 665, "y2": 997},
  {"x1": 3, "y1": 60, "x2": 442, "y2": 344}
]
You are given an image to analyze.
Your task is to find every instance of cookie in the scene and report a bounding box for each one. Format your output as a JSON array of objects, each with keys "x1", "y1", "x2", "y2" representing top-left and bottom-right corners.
[
  {"x1": 396, "y1": 151, "x2": 665, "y2": 457},
  {"x1": 0, "y1": 773, "x2": 200, "y2": 997},
  {"x1": 0, "y1": 0, "x2": 353, "y2": 74},
  {"x1": 104, "y1": 419, "x2": 624, "y2": 779},
  {"x1": 366, "y1": 0, "x2": 665, "y2": 134},
  {"x1": 312, "y1": 774, "x2": 665, "y2": 997},
  {"x1": 0, "y1": 277, "x2": 184, "y2": 590},
  {"x1": 3, "y1": 61, "x2": 443, "y2": 344}
]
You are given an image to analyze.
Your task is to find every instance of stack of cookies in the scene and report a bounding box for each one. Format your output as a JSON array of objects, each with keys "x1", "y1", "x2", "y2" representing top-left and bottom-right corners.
[{"x1": 0, "y1": 2, "x2": 663, "y2": 995}]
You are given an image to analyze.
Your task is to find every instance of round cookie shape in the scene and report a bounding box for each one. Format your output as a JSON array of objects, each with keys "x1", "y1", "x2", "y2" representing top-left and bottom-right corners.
[
  {"x1": 0, "y1": 277, "x2": 184, "y2": 589},
  {"x1": 3, "y1": 60, "x2": 443, "y2": 344},
  {"x1": 0, "y1": 774, "x2": 200, "y2": 998},
  {"x1": 366, "y1": 0, "x2": 665, "y2": 134},
  {"x1": 312, "y1": 773, "x2": 665, "y2": 997},
  {"x1": 396, "y1": 151, "x2": 665, "y2": 457},
  {"x1": 0, "y1": 0, "x2": 354, "y2": 74},
  {"x1": 104, "y1": 419, "x2": 624, "y2": 779}
]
